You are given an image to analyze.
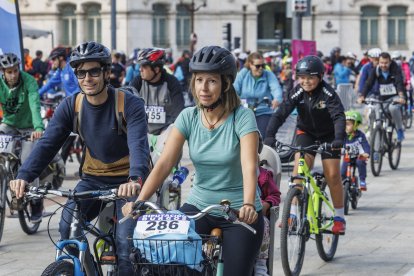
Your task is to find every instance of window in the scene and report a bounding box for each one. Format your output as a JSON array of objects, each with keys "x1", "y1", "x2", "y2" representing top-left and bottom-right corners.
[
  {"x1": 360, "y1": 6, "x2": 379, "y2": 47},
  {"x1": 176, "y1": 4, "x2": 190, "y2": 49},
  {"x1": 388, "y1": 6, "x2": 407, "y2": 47},
  {"x1": 85, "y1": 4, "x2": 102, "y2": 42},
  {"x1": 152, "y1": 4, "x2": 168, "y2": 48},
  {"x1": 60, "y1": 4, "x2": 77, "y2": 46}
]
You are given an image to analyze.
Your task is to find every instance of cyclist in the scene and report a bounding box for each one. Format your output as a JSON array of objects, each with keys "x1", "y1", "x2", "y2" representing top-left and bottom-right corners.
[
  {"x1": 10, "y1": 41, "x2": 150, "y2": 275},
  {"x1": 39, "y1": 46, "x2": 79, "y2": 98},
  {"x1": 358, "y1": 52, "x2": 406, "y2": 142},
  {"x1": 122, "y1": 45, "x2": 264, "y2": 276},
  {"x1": 342, "y1": 110, "x2": 370, "y2": 191},
  {"x1": 264, "y1": 55, "x2": 347, "y2": 235},
  {"x1": 355, "y1": 48, "x2": 381, "y2": 97},
  {"x1": 233, "y1": 52, "x2": 283, "y2": 138},
  {"x1": 0, "y1": 52, "x2": 45, "y2": 222},
  {"x1": 130, "y1": 48, "x2": 184, "y2": 135}
]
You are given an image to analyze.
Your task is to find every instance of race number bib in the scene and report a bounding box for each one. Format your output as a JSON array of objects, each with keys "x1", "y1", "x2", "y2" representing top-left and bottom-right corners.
[
  {"x1": 0, "y1": 135, "x2": 14, "y2": 154},
  {"x1": 379, "y1": 84, "x2": 397, "y2": 96},
  {"x1": 135, "y1": 213, "x2": 190, "y2": 238},
  {"x1": 145, "y1": 106, "x2": 166, "y2": 124}
]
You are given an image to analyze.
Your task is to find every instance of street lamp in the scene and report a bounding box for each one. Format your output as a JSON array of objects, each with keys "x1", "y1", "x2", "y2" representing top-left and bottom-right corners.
[{"x1": 179, "y1": 0, "x2": 207, "y2": 53}]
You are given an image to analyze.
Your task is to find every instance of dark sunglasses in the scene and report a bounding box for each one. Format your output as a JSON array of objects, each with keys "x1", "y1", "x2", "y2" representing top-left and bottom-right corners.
[
  {"x1": 75, "y1": 67, "x2": 104, "y2": 79},
  {"x1": 253, "y1": 64, "x2": 265, "y2": 69}
]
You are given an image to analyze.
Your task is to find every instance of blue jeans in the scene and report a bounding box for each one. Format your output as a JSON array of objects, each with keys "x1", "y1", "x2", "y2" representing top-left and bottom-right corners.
[
  {"x1": 255, "y1": 114, "x2": 271, "y2": 139},
  {"x1": 59, "y1": 179, "x2": 136, "y2": 275},
  {"x1": 341, "y1": 159, "x2": 367, "y2": 181}
]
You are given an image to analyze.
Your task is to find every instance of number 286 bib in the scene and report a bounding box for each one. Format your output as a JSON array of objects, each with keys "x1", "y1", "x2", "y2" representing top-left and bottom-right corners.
[{"x1": 135, "y1": 213, "x2": 190, "y2": 238}]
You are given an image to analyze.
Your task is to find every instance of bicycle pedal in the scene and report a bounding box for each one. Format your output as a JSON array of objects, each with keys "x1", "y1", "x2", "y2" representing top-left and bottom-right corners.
[{"x1": 100, "y1": 252, "x2": 117, "y2": 264}]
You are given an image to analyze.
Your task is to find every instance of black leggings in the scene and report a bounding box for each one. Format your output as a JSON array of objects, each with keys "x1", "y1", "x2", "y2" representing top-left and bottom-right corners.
[{"x1": 180, "y1": 203, "x2": 264, "y2": 276}]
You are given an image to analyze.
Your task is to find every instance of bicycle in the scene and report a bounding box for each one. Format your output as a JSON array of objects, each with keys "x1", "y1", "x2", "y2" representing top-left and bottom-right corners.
[
  {"x1": 24, "y1": 185, "x2": 120, "y2": 276},
  {"x1": 240, "y1": 96, "x2": 272, "y2": 113},
  {"x1": 0, "y1": 134, "x2": 41, "y2": 244},
  {"x1": 402, "y1": 89, "x2": 413, "y2": 129},
  {"x1": 120, "y1": 200, "x2": 256, "y2": 276},
  {"x1": 275, "y1": 141, "x2": 341, "y2": 276},
  {"x1": 342, "y1": 144, "x2": 363, "y2": 215},
  {"x1": 364, "y1": 98, "x2": 402, "y2": 176}
]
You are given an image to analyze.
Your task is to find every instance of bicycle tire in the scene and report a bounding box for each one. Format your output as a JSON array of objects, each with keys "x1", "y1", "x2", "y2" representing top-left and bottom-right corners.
[
  {"x1": 159, "y1": 180, "x2": 181, "y2": 211},
  {"x1": 388, "y1": 126, "x2": 401, "y2": 170},
  {"x1": 370, "y1": 126, "x2": 383, "y2": 177},
  {"x1": 0, "y1": 167, "x2": 7, "y2": 244},
  {"x1": 406, "y1": 110, "x2": 413, "y2": 129},
  {"x1": 351, "y1": 178, "x2": 359, "y2": 210},
  {"x1": 18, "y1": 201, "x2": 41, "y2": 235},
  {"x1": 41, "y1": 260, "x2": 74, "y2": 276},
  {"x1": 342, "y1": 180, "x2": 350, "y2": 216},
  {"x1": 280, "y1": 187, "x2": 306, "y2": 276},
  {"x1": 315, "y1": 183, "x2": 339, "y2": 262}
]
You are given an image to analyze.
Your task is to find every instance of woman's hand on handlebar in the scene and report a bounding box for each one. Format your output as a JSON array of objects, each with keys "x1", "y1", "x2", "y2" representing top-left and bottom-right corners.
[
  {"x1": 9, "y1": 179, "x2": 29, "y2": 199},
  {"x1": 239, "y1": 204, "x2": 258, "y2": 225},
  {"x1": 272, "y1": 99, "x2": 279, "y2": 110},
  {"x1": 30, "y1": 131, "x2": 43, "y2": 141}
]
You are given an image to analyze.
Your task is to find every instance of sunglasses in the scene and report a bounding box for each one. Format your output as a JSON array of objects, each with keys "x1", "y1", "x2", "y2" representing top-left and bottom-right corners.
[
  {"x1": 75, "y1": 67, "x2": 104, "y2": 79},
  {"x1": 253, "y1": 64, "x2": 265, "y2": 69}
]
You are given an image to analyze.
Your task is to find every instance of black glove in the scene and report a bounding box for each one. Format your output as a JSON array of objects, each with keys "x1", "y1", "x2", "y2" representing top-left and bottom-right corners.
[
  {"x1": 331, "y1": 139, "x2": 344, "y2": 149},
  {"x1": 264, "y1": 137, "x2": 276, "y2": 147}
]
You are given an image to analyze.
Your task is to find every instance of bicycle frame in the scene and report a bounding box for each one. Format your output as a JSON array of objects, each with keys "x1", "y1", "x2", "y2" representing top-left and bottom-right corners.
[{"x1": 294, "y1": 153, "x2": 335, "y2": 235}]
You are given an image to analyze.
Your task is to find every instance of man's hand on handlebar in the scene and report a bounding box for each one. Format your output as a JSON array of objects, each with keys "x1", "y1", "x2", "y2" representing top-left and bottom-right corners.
[
  {"x1": 117, "y1": 182, "x2": 141, "y2": 198},
  {"x1": 357, "y1": 96, "x2": 365, "y2": 104},
  {"x1": 9, "y1": 179, "x2": 29, "y2": 199}
]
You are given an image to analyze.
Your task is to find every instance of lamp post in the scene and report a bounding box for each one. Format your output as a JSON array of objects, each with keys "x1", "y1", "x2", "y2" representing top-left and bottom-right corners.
[{"x1": 180, "y1": 0, "x2": 207, "y2": 53}]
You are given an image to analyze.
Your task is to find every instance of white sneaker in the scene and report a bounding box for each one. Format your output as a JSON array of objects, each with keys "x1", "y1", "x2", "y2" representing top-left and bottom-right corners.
[{"x1": 254, "y1": 259, "x2": 269, "y2": 276}]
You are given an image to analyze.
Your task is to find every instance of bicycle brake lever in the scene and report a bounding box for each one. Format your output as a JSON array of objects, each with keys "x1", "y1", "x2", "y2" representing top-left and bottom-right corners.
[{"x1": 234, "y1": 221, "x2": 257, "y2": 234}]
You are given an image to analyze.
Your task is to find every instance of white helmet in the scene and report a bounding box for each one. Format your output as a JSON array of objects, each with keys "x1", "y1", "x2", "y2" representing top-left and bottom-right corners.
[
  {"x1": 391, "y1": 50, "x2": 402, "y2": 60},
  {"x1": 367, "y1": 48, "x2": 381, "y2": 58}
]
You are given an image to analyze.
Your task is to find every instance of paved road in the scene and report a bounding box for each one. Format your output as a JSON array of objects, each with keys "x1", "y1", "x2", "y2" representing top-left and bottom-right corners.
[{"x1": 0, "y1": 127, "x2": 413, "y2": 275}]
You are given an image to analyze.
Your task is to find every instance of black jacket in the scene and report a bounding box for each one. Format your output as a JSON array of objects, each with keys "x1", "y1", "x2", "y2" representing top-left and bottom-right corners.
[
  {"x1": 266, "y1": 81, "x2": 346, "y2": 141},
  {"x1": 360, "y1": 60, "x2": 405, "y2": 100}
]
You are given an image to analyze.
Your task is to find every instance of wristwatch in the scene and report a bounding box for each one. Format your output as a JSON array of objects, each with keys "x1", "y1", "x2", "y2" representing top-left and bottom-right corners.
[{"x1": 128, "y1": 176, "x2": 143, "y2": 185}]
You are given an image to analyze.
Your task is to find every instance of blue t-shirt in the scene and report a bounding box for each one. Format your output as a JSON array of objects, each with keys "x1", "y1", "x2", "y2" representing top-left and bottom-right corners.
[{"x1": 174, "y1": 106, "x2": 262, "y2": 214}]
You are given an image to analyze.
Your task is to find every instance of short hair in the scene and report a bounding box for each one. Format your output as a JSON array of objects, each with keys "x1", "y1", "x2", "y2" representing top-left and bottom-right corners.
[
  {"x1": 380, "y1": 52, "x2": 391, "y2": 60},
  {"x1": 35, "y1": 50, "x2": 42, "y2": 57}
]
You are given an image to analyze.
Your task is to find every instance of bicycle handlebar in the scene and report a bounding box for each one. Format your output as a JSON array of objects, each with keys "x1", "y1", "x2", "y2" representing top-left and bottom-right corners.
[
  {"x1": 119, "y1": 200, "x2": 256, "y2": 234},
  {"x1": 275, "y1": 141, "x2": 336, "y2": 154},
  {"x1": 25, "y1": 186, "x2": 119, "y2": 202}
]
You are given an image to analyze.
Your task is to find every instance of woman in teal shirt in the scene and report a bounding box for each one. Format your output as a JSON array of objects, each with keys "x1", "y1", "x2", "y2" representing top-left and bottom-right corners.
[{"x1": 122, "y1": 46, "x2": 264, "y2": 275}]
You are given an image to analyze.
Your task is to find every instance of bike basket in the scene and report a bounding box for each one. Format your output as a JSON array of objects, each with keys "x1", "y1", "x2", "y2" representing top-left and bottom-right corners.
[
  {"x1": 0, "y1": 135, "x2": 15, "y2": 154},
  {"x1": 131, "y1": 234, "x2": 220, "y2": 276}
]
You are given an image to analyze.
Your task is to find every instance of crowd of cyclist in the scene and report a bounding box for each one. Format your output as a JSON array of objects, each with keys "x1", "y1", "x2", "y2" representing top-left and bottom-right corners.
[{"x1": 0, "y1": 41, "x2": 411, "y2": 275}]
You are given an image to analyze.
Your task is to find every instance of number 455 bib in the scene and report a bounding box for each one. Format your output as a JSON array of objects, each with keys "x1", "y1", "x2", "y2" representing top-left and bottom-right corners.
[
  {"x1": 135, "y1": 214, "x2": 190, "y2": 238},
  {"x1": 379, "y1": 83, "x2": 397, "y2": 96},
  {"x1": 145, "y1": 106, "x2": 166, "y2": 124}
]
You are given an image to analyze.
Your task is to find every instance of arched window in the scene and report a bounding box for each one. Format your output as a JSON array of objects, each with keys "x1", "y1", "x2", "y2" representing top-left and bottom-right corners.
[
  {"x1": 153, "y1": 4, "x2": 168, "y2": 48},
  {"x1": 388, "y1": 6, "x2": 407, "y2": 47},
  {"x1": 85, "y1": 4, "x2": 102, "y2": 42},
  {"x1": 360, "y1": 6, "x2": 379, "y2": 47},
  {"x1": 60, "y1": 4, "x2": 77, "y2": 45},
  {"x1": 176, "y1": 4, "x2": 190, "y2": 49}
]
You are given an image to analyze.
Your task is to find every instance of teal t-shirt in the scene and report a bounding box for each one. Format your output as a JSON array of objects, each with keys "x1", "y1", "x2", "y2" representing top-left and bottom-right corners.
[{"x1": 174, "y1": 106, "x2": 262, "y2": 215}]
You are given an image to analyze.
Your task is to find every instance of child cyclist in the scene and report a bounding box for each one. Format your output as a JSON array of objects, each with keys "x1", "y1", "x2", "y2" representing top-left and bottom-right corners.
[
  {"x1": 342, "y1": 110, "x2": 370, "y2": 191},
  {"x1": 264, "y1": 55, "x2": 347, "y2": 234}
]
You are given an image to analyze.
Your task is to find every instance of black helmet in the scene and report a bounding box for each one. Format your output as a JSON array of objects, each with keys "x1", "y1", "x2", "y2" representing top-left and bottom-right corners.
[
  {"x1": 189, "y1": 46, "x2": 237, "y2": 81},
  {"x1": 69, "y1": 41, "x2": 111, "y2": 69},
  {"x1": 0, "y1": 53, "x2": 20, "y2": 69},
  {"x1": 295, "y1": 55, "x2": 324, "y2": 77},
  {"x1": 49, "y1": 46, "x2": 71, "y2": 60},
  {"x1": 137, "y1": 48, "x2": 166, "y2": 67}
]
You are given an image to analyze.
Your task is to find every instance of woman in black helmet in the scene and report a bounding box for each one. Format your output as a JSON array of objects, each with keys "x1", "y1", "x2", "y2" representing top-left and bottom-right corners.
[
  {"x1": 264, "y1": 55, "x2": 347, "y2": 235},
  {"x1": 123, "y1": 46, "x2": 264, "y2": 275}
]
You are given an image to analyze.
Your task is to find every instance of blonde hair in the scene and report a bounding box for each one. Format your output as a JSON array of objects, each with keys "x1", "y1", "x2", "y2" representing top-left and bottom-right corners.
[
  {"x1": 190, "y1": 73, "x2": 241, "y2": 113},
  {"x1": 244, "y1": 52, "x2": 263, "y2": 69}
]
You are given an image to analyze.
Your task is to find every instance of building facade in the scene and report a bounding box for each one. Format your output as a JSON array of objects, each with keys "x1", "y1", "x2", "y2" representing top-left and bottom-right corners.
[{"x1": 19, "y1": 0, "x2": 414, "y2": 59}]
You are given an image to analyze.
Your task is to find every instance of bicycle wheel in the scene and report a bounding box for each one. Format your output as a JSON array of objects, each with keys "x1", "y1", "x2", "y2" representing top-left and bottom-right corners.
[
  {"x1": 315, "y1": 184, "x2": 339, "y2": 261},
  {"x1": 370, "y1": 126, "x2": 383, "y2": 177},
  {"x1": 158, "y1": 180, "x2": 181, "y2": 211},
  {"x1": 18, "y1": 200, "x2": 41, "y2": 234},
  {"x1": 41, "y1": 260, "x2": 74, "y2": 276},
  {"x1": 0, "y1": 166, "x2": 7, "y2": 244},
  {"x1": 342, "y1": 180, "x2": 350, "y2": 216},
  {"x1": 280, "y1": 187, "x2": 306, "y2": 276},
  {"x1": 351, "y1": 178, "x2": 359, "y2": 210},
  {"x1": 388, "y1": 126, "x2": 401, "y2": 170},
  {"x1": 406, "y1": 109, "x2": 413, "y2": 129}
]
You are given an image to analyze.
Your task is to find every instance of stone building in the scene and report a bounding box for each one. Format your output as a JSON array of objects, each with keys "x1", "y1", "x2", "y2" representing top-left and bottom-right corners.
[{"x1": 19, "y1": 0, "x2": 414, "y2": 59}]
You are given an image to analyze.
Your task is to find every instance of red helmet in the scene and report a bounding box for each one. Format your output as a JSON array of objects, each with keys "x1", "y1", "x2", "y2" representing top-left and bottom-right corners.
[{"x1": 137, "y1": 48, "x2": 166, "y2": 67}]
